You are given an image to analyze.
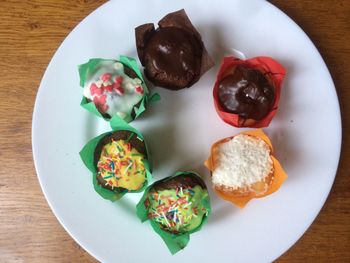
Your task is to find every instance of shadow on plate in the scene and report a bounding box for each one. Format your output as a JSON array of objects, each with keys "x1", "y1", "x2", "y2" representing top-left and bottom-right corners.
[
  {"x1": 112, "y1": 195, "x2": 137, "y2": 217},
  {"x1": 205, "y1": 183, "x2": 238, "y2": 225}
]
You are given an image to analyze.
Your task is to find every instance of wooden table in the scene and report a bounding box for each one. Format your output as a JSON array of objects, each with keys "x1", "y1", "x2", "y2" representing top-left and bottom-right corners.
[{"x1": 0, "y1": 0, "x2": 349, "y2": 262}]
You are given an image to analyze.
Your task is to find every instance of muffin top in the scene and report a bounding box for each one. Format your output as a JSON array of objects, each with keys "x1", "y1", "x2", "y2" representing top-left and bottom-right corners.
[
  {"x1": 218, "y1": 65, "x2": 275, "y2": 120},
  {"x1": 212, "y1": 134, "x2": 273, "y2": 194},
  {"x1": 142, "y1": 27, "x2": 203, "y2": 90},
  {"x1": 135, "y1": 9, "x2": 214, "y2": 90},
  {"x1": 83, "y1": 61, "x2": 145, "y2": 120},
  {"x1": 94, "y1": 131, "x2": 147, "y2": 191},
  {"x1": 144, "y1": 173, "x2": 209, "y2": 233}
]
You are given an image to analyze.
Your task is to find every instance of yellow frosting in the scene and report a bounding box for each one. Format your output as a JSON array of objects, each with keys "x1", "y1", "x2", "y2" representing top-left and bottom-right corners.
[{"x1": 97, "y1": 139, "x2": 146, "y2": 191}]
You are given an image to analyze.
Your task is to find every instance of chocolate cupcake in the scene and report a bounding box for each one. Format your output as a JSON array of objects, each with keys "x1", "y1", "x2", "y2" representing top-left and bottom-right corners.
[
  {"x1": 79, "y1": 118, "x2": 152, "y2": 201},
  {"x1": 94, "y1": 130, "x2": 147, "y2": 192},
  {"x1": 135, "y1": 9, "x2": 214, "y2": 90},
  {"x1": 213, "y1": 56, "x2": 286, "y2": 128},
  {"x1": 218, "y1": 65, "x2": 275, "y2": 120},
  {"x1": 79, "y1": 56, "x2": 160, "y2": 122},
  {"x1": 136, "y1": 171, "x2": 211, "y2": 254}
]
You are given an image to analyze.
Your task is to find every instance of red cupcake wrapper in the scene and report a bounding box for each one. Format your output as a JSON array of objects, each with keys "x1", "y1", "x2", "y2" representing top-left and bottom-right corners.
[{"x1": 213, "y1": 56, "x2": 286, "y2": 128}]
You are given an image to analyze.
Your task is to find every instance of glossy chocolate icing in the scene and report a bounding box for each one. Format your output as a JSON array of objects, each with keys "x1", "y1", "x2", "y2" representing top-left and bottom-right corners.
[
  {"x1": 218, "y1": 66, "x2": 275, "y2": 120},
  {"x1": 142, "y1": 27, "x2": 202, "y2": 89}
]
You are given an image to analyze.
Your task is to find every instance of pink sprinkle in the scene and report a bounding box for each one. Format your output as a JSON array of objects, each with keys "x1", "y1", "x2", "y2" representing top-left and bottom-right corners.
[
  {"x1": 100, "y1": 73, "x2": 112, "y2": 82},
  {"x1": 113, "y1": 81, "x2": 121, "y2": 90},
  {"x1": 90, "y1": 83, "x2": 102, "y2": 96},
  {"x1": 93, "y1": 95, "x2": 108, "y2": 113},
  {"x1": 100, "y1": 103, "x2": 108, "y2": 112},
  {"x1": 114, "y1": 86, "x2": 124, "y2": 96},
  {"x1": 135, "y1": 86, "x2": 144, "y2": 94},
  {"x1": 104, "y1": 84, "x2": 113, "y2": 92},
  {"x1": 99, "y1": 94, "x2": 107, "y2": 104},
  {"x1": 114, "y1": 76, "x2": 123, "y2": 84}
]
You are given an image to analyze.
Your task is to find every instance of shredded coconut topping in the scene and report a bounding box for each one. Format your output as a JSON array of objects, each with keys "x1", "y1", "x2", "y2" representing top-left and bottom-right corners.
[{"x1": 212, "y1": 134, "x2": 273, "y2": 189}]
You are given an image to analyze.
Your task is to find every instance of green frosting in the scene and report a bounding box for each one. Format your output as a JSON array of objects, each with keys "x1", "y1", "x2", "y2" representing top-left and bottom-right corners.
[
  {"x1": 146, "y1": 186, "x2": 208, "y2": 233},
  {"x1": 136, "y1": 171, "x2": 211, "y2": 254}
]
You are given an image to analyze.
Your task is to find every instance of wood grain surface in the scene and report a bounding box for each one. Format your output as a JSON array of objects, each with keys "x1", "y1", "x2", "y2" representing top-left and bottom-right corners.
[{"x1": 0, "y1": 0, "x2": 349, "y2": 262}]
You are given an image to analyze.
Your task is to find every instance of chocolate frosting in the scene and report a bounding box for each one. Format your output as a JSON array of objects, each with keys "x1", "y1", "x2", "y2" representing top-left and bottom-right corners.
[
  {"x1": 152, "y1": 172, "x2": 206, "y2": 192},
  {"x1": 135, "y1": 9, "x2": 214, "y2": 90},
  {"x1": 218, "y1": 66, "x2": 275, "y2": 120},
  {"x1": 143, "y1": 27, "x2": 202, "y2": 87}
]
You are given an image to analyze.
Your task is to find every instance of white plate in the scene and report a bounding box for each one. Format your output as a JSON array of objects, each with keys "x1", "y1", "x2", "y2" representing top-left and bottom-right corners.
[{"x1": 32, "y1": 0, "x2": 341, "y2": 262}]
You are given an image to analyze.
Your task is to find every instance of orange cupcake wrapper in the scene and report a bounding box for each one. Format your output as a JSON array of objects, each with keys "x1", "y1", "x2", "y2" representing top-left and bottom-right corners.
[{"x1": 205, "y1": 129, "x2": 287, "y2": 208}]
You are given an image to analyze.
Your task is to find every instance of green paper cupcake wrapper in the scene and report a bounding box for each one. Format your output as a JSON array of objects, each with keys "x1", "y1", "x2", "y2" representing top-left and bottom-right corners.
[
  {"x1": 79, "y1": 117, "x2": 153, "y2": 201},
  {"x1": 136, "y1": 171, "x2": 211, "y2": 254},
  {"x1": 78, "y1": 55, "x2": 160, "y2": 123}
]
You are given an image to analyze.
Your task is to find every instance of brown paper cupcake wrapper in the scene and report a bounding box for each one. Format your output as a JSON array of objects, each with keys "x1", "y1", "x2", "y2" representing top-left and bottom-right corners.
[{"x1": 135, "y1": 9, "x2": 214, "y2": 80}]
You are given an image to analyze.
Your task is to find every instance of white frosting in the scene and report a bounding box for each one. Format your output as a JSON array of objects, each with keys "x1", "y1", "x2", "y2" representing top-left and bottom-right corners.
[
  {"x1": 212, "y1": 134, "x2": 273, "y2": 189},
  {"x1": 83, "y1": 61, "x2": 145, "y2": 121}
]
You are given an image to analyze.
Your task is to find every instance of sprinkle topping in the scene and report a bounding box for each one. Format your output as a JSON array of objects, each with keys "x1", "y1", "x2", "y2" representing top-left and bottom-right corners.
[
  {"x1": 97, "y1": 139, "x2": 146, "y2": 191},
  {"x1": 145, "y1": 186, "x2": 209, "y2": 233},
  {"x1": 83, "y1": 61, "x2": 146, "y2": 120}
]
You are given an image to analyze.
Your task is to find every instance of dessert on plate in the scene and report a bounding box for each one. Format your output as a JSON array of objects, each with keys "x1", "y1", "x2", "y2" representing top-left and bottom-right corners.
[
  {"x1": 213, "y1": 56, "x2": 286, "y2": 128},
  {"x1": 205, "y1": 129, "x2": 287, "y2": 208},
  {"x1": 136, "y1": 171, "x2": 211, "y2": 254},
  {"x1": 94, "y1": 130, "x2": 147, "y2": 192},
  {"x1": 79, "y1": 118, "x2": 152, "y2": 201},
  {"x1": 135, "y1": 9, "x2": 214, "y2": 90},
  {"x1": 78, "y1": 55, "x2": 159, "y2": 122}
]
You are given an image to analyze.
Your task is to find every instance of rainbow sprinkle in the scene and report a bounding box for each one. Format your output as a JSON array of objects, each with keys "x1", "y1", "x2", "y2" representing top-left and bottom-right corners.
[
  {"x1": 146, "y1": 185, "x2": 208, "y2": 233},
  {"x1": 97, "y1": 138, "x2": 146, "y2": 191}
]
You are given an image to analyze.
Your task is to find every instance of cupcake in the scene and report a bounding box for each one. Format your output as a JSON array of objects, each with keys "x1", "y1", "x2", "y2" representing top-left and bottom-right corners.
[
  {"x1": 135, "y1": 9, "x2": 214, "y2": 90},
  {"x1": 205, "y1": 129, "x2": 287, "y2": 208},
  {"x1": 78, "y1": 56, "x2": 160, "y2": 122},
  {"x1": 80, "y1": 118, "x2": 152, "y2": 201},
  {"x1": 136, "y1": 171, "x2": 211, "y2": 254},
  {"x1": 94, "y1": 130, "x2": 147, "y2": 192},
  {"x1": 213, "y1": 56, "x2": 286, "y2": 128}
]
